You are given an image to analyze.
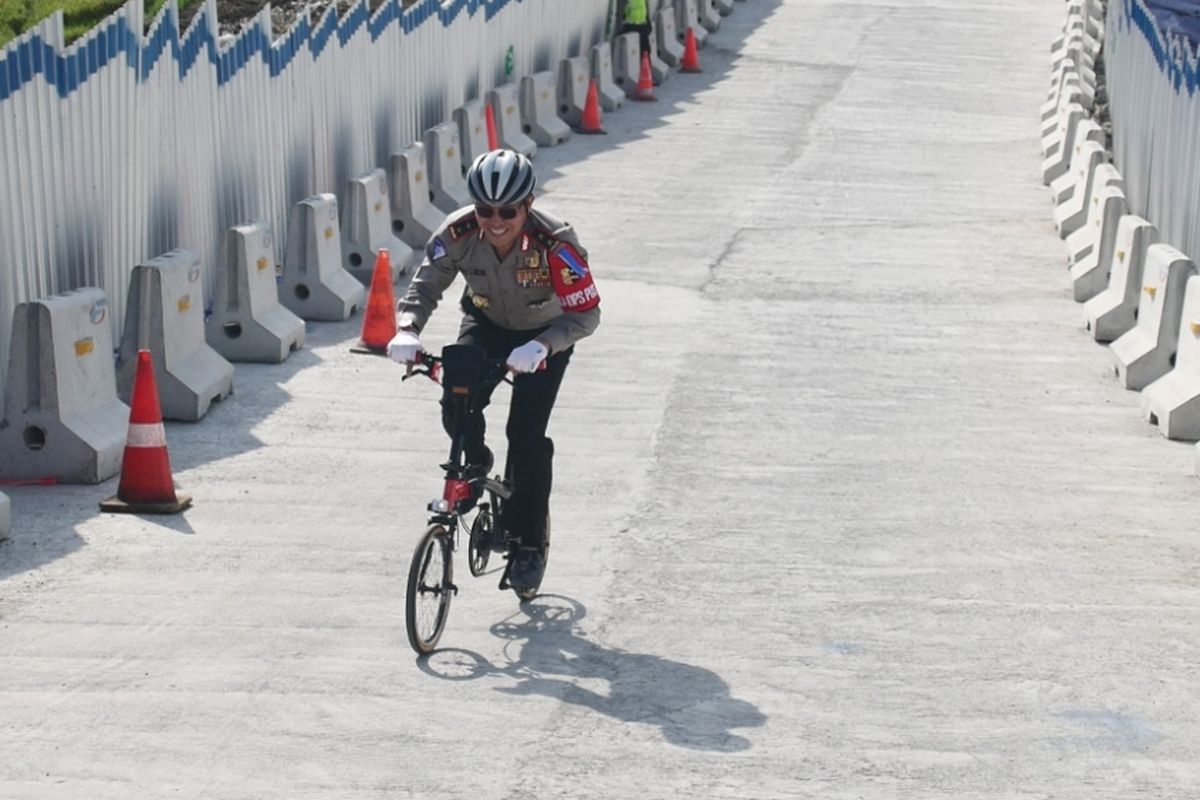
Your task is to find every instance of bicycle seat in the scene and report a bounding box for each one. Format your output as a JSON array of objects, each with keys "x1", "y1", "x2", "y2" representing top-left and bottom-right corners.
[{"x1": 440, "y1": 343, "x2": 488, "y2": 397}]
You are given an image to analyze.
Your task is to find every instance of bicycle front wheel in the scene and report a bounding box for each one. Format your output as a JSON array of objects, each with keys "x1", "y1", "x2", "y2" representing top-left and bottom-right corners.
[{"x1": 405, "y1": 524, "x2": 454, "y2": 654}]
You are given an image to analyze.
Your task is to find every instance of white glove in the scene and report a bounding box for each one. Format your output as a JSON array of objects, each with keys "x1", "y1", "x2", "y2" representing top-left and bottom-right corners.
[
  {"x1": 506, "y1": 340, "x2": 548, "y2": 373},
  {"x1": 387, "y1": 329, "x2": 424, "y2": 364}
]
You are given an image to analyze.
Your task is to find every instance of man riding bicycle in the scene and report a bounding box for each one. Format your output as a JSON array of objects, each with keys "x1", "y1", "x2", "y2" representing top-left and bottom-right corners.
[{"x1": 387, "y1": 149, "x2": 602, "y2": 596}]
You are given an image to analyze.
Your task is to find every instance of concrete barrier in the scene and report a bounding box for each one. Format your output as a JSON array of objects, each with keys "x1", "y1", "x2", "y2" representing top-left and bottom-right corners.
[
  {"x1": 713, "y1": 0, "x2": 734, "y2": 15},
  {"x1": 280, "y1": 194, "x2": 365, "y2": 322},
  {"x1": 656, "y1": 8, "x2": 685, "y2": 67},
  {"x1": 1084, "y1": 216, "x2": 1159, "y2": 343},
  {"x1": 1049, "y1": 138, "x2": 1105, "y2": 208},
  {"x1": 697, "y1": 0, "x2": 721, "y2": 32},
  {"x1": 117, "y1": 250, "x2": 235, "y2": 421},
  {"x1": 1041, "y1": 79, "x2": 1084, "y2": 147},
  {"x1": 206, "y1": 222, "x2": 305, "y2": 363},
  {"x1": 487, "y1": 83, "x2": 538, "y2": 158},
  {"x1": 1042, "y1": 109, "x2": 1100, "y2": 186},
  {"x1": 1042, "y1": 63, "x2": 1080, "y2": 124},
  {"x1": 558, "y1": 56, "x2": 590, "y2": 128},
  {"x1": 389, "y1": 143, "x2": 447, "y2": 248},
  {"x1": 520, "y1": 71, "x2": 571, "y2": 146},
  {"x1": 1069, "y1": 184, "x2": 1128, "y2": 301},
  {"x1": 1143, "y1": 274, "x2": 1200, "y2": 440},
  {"x1": 646, "y1": 19, "x2": 671, "y2": 84},
  {"x1": 341, "y1": 169, "x2": 413, "y2": 286},
  {"x1": 676, "y1": 0, "x2": 708, "y2": 46},
  {"x1": 613, "y1": 32, "x2": 644, "y2": 99},
  {"x1": 1111, "y1": 244, "x2": 1196, "y2": 391},
  {"x1": 423, "y1": 122, "x2": 472, "y2": 213},
  {"x1": 1057, "y1": 160, "x2": 1121, "y2": 244},
  {"x1": 0, "y1": 288, "x2": 127, "y2": 483},
  {"x1": 0, "y1": 491, "x2": 8, "y2": 540},
  {"x1": 453, "y1": 99, "x2": 491, "y2": 172},
  {"x1": 590, "y1": 42, "x2": 625, "y2": 113}
]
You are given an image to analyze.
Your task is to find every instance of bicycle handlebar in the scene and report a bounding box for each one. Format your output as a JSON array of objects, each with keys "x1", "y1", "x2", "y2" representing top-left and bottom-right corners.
[{"x1": 401, "y1": 351, "x2": 516, "y2": 386}]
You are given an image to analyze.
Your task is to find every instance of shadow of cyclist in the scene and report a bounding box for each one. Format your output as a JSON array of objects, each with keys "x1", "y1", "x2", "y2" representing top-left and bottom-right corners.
[{"x1": 420, "y1": 594, "x2": 766, "y2": 752}]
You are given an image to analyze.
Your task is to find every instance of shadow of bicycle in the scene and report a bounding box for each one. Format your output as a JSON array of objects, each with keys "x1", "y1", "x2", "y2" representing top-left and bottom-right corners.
[{"x1": 417, "y1": 594, "x2": 766, "y2": 752}]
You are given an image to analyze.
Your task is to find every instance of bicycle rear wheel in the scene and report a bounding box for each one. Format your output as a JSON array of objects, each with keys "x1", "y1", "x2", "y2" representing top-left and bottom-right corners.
[{"x1": 406, "y1": 524, "x2": 454, "y2": 654}]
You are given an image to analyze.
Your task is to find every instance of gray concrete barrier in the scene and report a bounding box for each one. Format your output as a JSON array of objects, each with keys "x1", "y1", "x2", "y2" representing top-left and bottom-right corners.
[
  {"x1": 1143, "y1": 274, "x2": 1200, "y2": 440},
  {"x1": 342, "y1": 169, "x2": 413, "y2": 286},
  {"x1": 0, "y1": 288, "x2": 127, "y2": 483},
  {"x1": 389, "y1": 143, "x2": 447, "y2": 248},
  {"x1": 453, "y1": 99, "x2": 491, "y2": 172},
  {"x1": 206, "y1": 222, "x2": 305, "y2": 363},
  {"x1": 520, "y1": 71, "x2": 571, "y2": 146},
  {"x1": 646, "y1": 20, "x2": 671, "y2": 84},
  {"x1": 557, "y1": 56, "x2": 590, "y2": 128},
  {"x1": 713, "y1": 0, "x2": 733, "y2": 16},
  {"x1": 676, "y1": 0, "x2": 708, "y2": 47},
  {"x1": 487, "y1": 83, "x2": 538, "y2": 158},
  {"x1": 1111, "y1": 244, "x2": 1196, "y2": 391},
  {"x1": 613, "y1": 32, "x2": 644, "y2": 99},
  {"x1": 117, "y1": 250, "x2": 235, "y2": 421},
  {"x1": 697, "y1": 0, "x2": 721, "y2": 32},
  {"x1": 280, "y1": 194, "x2": 365, "y2": 322},
  {"x1": 423, "y1": 122, "x2": 472, "y2": 213},
  {"x1": 1050, "y1": 138, "x2": 1106, "y2": 209},
  {"x1": 655, "y1": 8, "x2": 685, "y2": 68},
  {"x1": 1084, "y1": 216, "x2": 1159, "y2": 343},
  {"x1": 1070, "y1": 184, "x2": 1128, "y2": 301},
  {"x1": 590, "y1": 42, "x2": 625, "y2": 113},
  {"x1": 1058, "y1": 161, "x2": 1121, "y2": 244},
  {"x1": 1043, "y1": 106, "x2": 1100, "y2": 186}
]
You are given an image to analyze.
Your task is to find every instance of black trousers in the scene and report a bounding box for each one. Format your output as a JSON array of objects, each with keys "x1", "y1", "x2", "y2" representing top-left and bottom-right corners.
[
  {"x1": 619, "y1": 21, "x2": 652, "y2": 56},
  {"x1": 441, "y1": 306, "x2": 572, "y2": 548}
]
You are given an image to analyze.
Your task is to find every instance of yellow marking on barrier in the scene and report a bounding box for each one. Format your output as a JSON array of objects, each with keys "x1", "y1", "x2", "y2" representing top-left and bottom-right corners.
[
  {"x1": 1191, "y1": 322, "x2": 1200, "y2": 336},
  {"x1": 415, "y1": 171, "x2": 424, "y2": 183},
  {"x1": 506, "y1": 105, "x2": 516, "y2": 115},
  {"x1": 447, "y1": 147, "x2": 456, "y2": 158},
  {"x1": 374, "y1": 201, "x2": 383, "y2": 213},
  {"x1": 178, "y1": 295, "x2": 192, "y2": 313},
  {"x1": 578, "y1": 75, "x2": 584, "y2": 83},
  {"x1": 542, "y1": 91, "x2": 550, "y2": 100},
  {"x1": 324, "y1": 227, "x2": 335, "y2": 240},
  {"x1": 74, "y1": 337, "x2": 94, "y2": 357},
  {"x1": 256, "y1": 257, "x2": 269, "y2": 271},
  {"x1": 1118, "y1": 249, "x2": 1126, "y2": 262},
  {"x1": 1144, "y1": 285, "x2": 1157, "y2": 300}
]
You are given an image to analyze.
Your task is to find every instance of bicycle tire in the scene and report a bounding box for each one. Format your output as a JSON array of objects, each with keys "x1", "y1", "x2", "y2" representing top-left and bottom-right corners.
[
  {"x1": 405, "y1": 524, "x2": 454, "y2": 654},
  {"x1": 467, "y1": 508, "x2": 492, "y2": 577}
]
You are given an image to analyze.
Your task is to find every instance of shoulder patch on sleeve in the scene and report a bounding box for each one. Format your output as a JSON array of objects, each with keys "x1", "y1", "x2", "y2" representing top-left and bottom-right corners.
[
  {"x1": 426, "y1": 237, "x2": 448, "y2": 261},
  {"x1": 549, "y1": 242, "x2": 600, "y2": 312}
]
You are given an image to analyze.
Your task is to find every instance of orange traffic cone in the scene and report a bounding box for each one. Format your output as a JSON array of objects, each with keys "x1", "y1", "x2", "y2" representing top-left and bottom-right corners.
[
  {"x1": 681, "y1": 27, "x2": 702, "y2": 73},
  {"x1": 351, "y1": 249, "x2": 397, "y2": 355},
  {"x1": 484, "y1": 102, "x2": 499, "y2": 150},
  {"x1": 100, "y1": 349, "x2": 191, "y2": 514},
  {"x1": 576, "y1": 78, "x2": 606, "y2": 134},
  {"x1": 633, "y1": 52, "x2": 657, "y2": 101}
]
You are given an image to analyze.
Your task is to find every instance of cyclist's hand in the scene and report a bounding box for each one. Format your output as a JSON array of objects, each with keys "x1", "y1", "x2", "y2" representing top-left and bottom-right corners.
[
  {"x1": 387, "y1": 329, "x2": 424, "y2": 366},
  {"x1": 506, "y1": 340, "x2": 548, "y2": 373}
]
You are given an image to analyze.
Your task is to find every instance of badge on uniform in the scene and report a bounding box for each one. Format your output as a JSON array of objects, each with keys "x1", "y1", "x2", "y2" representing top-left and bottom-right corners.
[
  {"x1": 471, "y1": 294, "x2": 490, "y2": 309},
  {"x1": 427, "y1": 237, "x2": 448, "y2": 261},
  {"x1": 559, "y1": 267, "x2": 577, "y2": 286},
  {"x1": 516, "y1": 266, "x2": 552, "y2": 288},
  {"x1": 524, "y1": 251, "x2": 541, "y2": 268}
]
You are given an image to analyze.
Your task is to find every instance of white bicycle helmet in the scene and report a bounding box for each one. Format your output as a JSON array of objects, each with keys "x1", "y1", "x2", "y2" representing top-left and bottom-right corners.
[{"x1": 466, "y1": 149, "x2": 535, "y2": 206}]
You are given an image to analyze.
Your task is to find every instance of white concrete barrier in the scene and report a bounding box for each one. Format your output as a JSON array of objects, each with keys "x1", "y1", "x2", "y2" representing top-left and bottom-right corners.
[
  {"x1": 676, "y1": 0, "x2": 708, "y2": 46},
  {"x1": 0, "y1": 491, "x2": 8, "y2": 540},
  {"x1": 520, "y1": 71, "x2": 571, "y2": 146},
  {"x1": 206, "y1": 222, "x2": 305, "y2": 363},
  {"x1": 1043, "y1": 109, "x2": 1100, "y2": 186},
  {"x1": 655, "y1": 8, "x2": 685, "y2": 67},
  {"x1": 389, "y1": 143, "x2": 447, "y2": 248},
  {"x1": 487, "y1": 83, "x2": 538, "y2": 158},
  {"x1": 280, "y1": 194, "x2": 365, "y2": 322},
  {"x1": 1041, "y1": 79, "x2": 1084, "y2": 146},
  {"x1": 341, "y1": 169, "x2": 412, "y2": 286},
  {"x1": 423, "y1": 122, "x2": 472, "y2": 213},
  {"x1": 613, "y1": 32, "x2": 644, "y2": 99},
  {"x1": 0, "y1": 288, "x2": 127, "y2": 483},
  {"x1": 713, "y1": 0, "x2": 734, "y2": 15},
  {"x1": 590, "y1": 42, "x2": 625, "y2": 112},
  {"x1": 646, "y1": 18, "x2": 671, "y2": 83},
  {"x1": 1059, "y1": 161, "x2": 1121, "y2": 246},
  {"x1": 1084, "y1": 216, "x2": 1159, "y2": 343},
  {"x1": 1049, "y1": 137, "x2": 1105, "y2": 207},
  {"x1": 116, "y1": 250, "x2": 235, "y2": 421},
  {"x1": 1111, "y1": 244, "x2": 1196, "y2": 391},
  {"x1": 1069, "y1": 184, "x2": 1128, "y2": 301},
  {"x1": 453, "y1": 99, "x2": 491, "y2": 172},
  {"x1": 1042, "y1": 63, "x2": 1080, "y2": 123},
  {"x1": 557, "y1": 56, "x2": 590, "y2": 128},
  {"x1": 1143, "y1": 274, "x2": 1200, "y2": 440},
  {"x1": 1053, "y1": 143, "x2": 1111, "y2": 239},
  {"x1": 697, "y1": 0, "x2": 721, "y2": 32}
]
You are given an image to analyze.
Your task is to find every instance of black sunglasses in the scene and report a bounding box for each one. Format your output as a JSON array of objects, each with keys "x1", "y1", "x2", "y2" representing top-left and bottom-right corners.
[{"x1": 475, "y1": 204, "x2": 522, "y2": 220}]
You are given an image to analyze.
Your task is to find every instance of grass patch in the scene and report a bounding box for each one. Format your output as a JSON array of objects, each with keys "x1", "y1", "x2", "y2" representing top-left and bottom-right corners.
[{"x1": 1, "y1": 0, "x2": 207, "y2": 50}]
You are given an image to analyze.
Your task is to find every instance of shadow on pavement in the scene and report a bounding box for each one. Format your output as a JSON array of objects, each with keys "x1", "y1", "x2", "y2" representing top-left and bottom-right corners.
[{"x1": 418, "y1": 594, "x2": 767, "y2": 752}]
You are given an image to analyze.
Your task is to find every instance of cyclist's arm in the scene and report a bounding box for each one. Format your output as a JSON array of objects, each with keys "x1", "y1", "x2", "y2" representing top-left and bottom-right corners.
[
  {"x1": 397, "y1": 236, "x2": 458, "y2": 332},
  {"x1": 539, "y1": 239, "x2": 601, "y2": 354}
]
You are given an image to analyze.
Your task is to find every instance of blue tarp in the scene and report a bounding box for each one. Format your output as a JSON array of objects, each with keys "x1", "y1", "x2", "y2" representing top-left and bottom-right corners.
[{"x1": 1145, "y1": 0, "x2": 1200, "y2": 45}]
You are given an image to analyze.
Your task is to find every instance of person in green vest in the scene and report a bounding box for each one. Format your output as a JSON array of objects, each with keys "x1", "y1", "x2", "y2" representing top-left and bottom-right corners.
[{"x1": 617, "y1": 0, "x2": 653, "y2": 59}]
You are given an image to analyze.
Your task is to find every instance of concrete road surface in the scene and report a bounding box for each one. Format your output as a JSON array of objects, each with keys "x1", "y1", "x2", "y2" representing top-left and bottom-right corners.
[{"x1": 3, "y1": 1, "x2": 1199, "y2": 797}]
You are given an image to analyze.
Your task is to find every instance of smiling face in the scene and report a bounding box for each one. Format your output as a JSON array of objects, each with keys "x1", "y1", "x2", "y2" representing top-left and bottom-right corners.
[{"x1": 474, "y1": 198, "x2": 531, "y2": 258}]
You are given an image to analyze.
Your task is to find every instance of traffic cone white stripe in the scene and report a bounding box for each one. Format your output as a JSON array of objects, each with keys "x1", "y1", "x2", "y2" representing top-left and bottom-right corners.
[{"x1": 126, "y1": 422, "x2": 167, "y2": 449}]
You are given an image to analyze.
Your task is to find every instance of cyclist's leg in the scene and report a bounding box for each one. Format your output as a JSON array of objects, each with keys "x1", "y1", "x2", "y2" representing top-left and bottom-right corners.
[
  {"x1": 502, "y1": 346, "x2": 573, "y2": 549},
  {"x1": 440, "y1": 312, "x2": 509, "y2": 466}
]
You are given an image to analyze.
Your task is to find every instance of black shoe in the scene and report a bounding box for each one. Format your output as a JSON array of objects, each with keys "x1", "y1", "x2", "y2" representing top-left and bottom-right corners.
[{"x1": 507, "y1": 546, "x2": 546, "y2": 598}]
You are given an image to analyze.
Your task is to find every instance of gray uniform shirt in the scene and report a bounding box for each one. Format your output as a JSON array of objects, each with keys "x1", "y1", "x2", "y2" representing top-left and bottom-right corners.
[{"x1": 396, "y1": 206, "x2": 602, "y2": 354}]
